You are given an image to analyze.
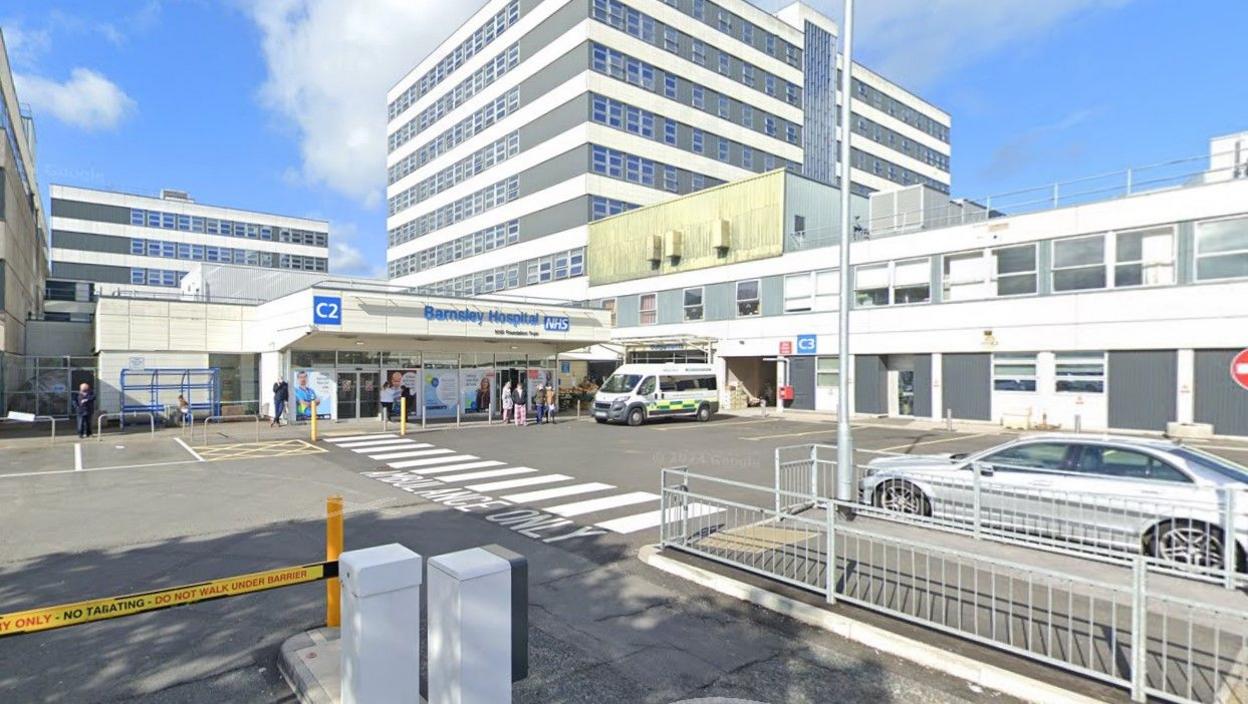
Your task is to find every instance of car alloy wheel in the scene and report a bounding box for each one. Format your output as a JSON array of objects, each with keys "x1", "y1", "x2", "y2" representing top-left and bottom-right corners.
[
  {"x1": 1155, "y1": 522, "x2": 1224, "y2": 568},
  {"x1": 877, "y1": 480, "x2": 927, "y2": 515}
]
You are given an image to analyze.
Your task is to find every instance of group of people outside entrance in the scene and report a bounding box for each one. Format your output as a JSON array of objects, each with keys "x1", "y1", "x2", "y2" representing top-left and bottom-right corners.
[{"x1": 500, "y1": 380, "x2": 557, "y2": 426}]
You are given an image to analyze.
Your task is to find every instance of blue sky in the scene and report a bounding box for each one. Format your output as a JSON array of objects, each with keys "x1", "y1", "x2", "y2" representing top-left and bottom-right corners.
[{"x1": 3, "y1": 0, "x2": 1246, "y2": 277}]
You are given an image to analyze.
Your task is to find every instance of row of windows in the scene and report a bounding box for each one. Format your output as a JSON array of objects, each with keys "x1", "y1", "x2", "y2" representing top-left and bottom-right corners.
[
  {"x1": 389, "y1": 44, "x2": 519, "y2": 150},
  {"x1": 590, "y1": 196, "x2": 639, "y2": 221},
  {"x1": 388, "y1": 0, "x2": 519, "y2": 119},
  {"x1": 853, "y1": 78, "x2": 950, "y2": 143},
  {"x1": 388, "y1": 220, "x2": 519, "y2": 278},
  {"x1": 616, "y1": 214, "x2": 1248, "y2": 324},
  {"x1": 661, "y1": 0, "x2": 802, "y2": 69},
  {"x1": 854, "y1": 114, "x2": 950, "y2": 172},
  {"x1": 126, "y1": 238, "x2": 328, "y2": 272},
  {"x1": 127, "y1": 209, "x2": 328, "y2": 247},
  {"x1": 416, "y1": 248, "x2": 585, "y2": 297},
  {"x1": 588, "y1": 44, "x2": 801, "y2": 148},
  {"x1": 130, "y1": 268, "x2": 182, "y2": 288},
  {"x1": 395, "y1": 88, "x2": 517, "y2": 168},
  {"x1": 388, "y1": 133, "x2": 519, "y2": 214},
  {"x1": 590, "y1": 145, "x2": 725, "y2": 194},
  {"x1": 589, "y1": 94, "x2": 792, "y2": 175},
  {"x1": 388, "y1": 176, "x2": 518, "y2": 247},
  {"x1": 591, "y1": 0, "x2": 801, "y2": 108},
  {"x1": 993, "y1": 352, "x2": 1107, "y2": 394},
  {"x1": 851, "y1": 147, "x2": 950, "y2": 193}
]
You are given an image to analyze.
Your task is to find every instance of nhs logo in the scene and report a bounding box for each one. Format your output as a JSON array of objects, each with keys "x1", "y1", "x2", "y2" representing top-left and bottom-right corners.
[
  {"x1": 543, "y1": 315, "x2": 571, "y2": 332},
  {"x1": 313, "y1": 296, "x2": 342, "y2": 325}
]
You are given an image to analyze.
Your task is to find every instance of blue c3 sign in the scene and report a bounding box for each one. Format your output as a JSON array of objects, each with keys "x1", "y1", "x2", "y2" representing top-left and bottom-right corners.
[
  {"x1": 796, "y1": 334, "x2": 817, "y2": 355},
  {"x1": 313, "y1": 296, "x2": 342, "y2": 325}
]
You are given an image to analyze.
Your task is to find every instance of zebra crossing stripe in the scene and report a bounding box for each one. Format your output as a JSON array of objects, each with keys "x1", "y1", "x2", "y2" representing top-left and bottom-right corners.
[
  {"x1": 341, "y1": 439, "x2": 417, "y2": 450},
  {"x1": 501, "y1": 482, "x2": 615, "y2": 504},
  {"x1": 466, "y1": 474, "x2": 574, "y2": 492},
  {"x1": 387, "y1": 454, "x2": 478, "y2": 469},
  {"x1": 398, "y1": 460, "x2": 504, "y2": 474},
  {"x1": 545, "y1": 492, "x2": 658, "y2": 518},
  {"x1": 326, "y1": 434, "x2": 396, "y2": 443},
  {"x1": 436, "y1": 467, "x2": 537, "y2": 483},
  {"x1": 594, "y1": 503, "x2": 723, "y2": 534},
  {"x1": 368, "y1": 447, "x2": 448, "y2": 460}
]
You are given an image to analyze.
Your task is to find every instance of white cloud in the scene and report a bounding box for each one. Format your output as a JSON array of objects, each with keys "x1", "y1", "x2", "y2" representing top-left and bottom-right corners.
[
  {"x1": 324, "y1": 221, "x2": 386, "y2": 278},
  {"x1": 244, "y1": 0, "x2": 482, "y2": 207},
  {"x1": 2, "y1": 24, "x2": 52, "y2": 66},
  {"x1": 15, "y1": 68, "x2": 136, "y2": 130},
  {"x1": 756, "y1": 0, "x2": 1130, "y2": 89}
]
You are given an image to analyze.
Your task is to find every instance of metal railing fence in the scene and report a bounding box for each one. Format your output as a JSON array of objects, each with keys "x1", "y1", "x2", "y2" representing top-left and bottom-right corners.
[
  {"x1": 774, "y1": 443, "x2": 836, "y2": 515},
  {"x1": 659, "y1": 467, "x2": 1248, "y2": 704},
  {"x1": 95, "y1": 412, "x2": 156, "y2": 440}
]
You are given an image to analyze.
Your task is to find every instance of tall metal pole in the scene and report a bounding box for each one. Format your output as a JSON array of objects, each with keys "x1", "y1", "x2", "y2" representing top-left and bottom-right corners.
[{"x1": 835, "y1": 0, "x2": 856, "y2": 506}]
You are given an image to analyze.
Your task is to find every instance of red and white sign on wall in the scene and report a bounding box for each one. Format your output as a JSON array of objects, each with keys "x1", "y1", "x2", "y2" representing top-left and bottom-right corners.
[
  {"x1": 779, "y1": 341, "x2": 793, "y2": 355},
  {"x1": 1232, "y1": 348, "x2": 1248, "y2": 391}
]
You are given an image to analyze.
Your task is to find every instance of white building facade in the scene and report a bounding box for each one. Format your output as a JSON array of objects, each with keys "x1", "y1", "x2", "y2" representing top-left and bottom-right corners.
[
  {"x1": 47, "y1": 185, "x2": 330, "y2": 310},
  {"x1": 591, "y1": 147, "x2": 1248, "y2": 438},
  {"x1": 384, "y1": 0, "x2": 950, "y2": 300}
]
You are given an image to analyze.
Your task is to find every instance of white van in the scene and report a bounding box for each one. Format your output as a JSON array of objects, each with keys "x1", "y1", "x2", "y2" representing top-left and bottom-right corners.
[{"x1": 592, "y1": 364, "x2": 719, "y2": 426}]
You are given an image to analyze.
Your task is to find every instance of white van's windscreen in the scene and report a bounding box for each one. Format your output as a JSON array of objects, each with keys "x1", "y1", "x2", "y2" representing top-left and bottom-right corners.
[{"x1": 601, "y1": 374, "x2": 643, "y2": 393}]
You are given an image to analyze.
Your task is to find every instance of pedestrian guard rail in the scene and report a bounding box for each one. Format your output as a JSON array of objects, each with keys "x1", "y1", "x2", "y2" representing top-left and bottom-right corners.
[
  {"x1": 659, "y1": 466, "x2": 1248, "y2": 704},
  {"x1": 199, "y1": 414, "x2": 262, "y2": 445},
  {"x1": 96, "y1": 411, "x2": 157, "y2": 440},
  {"x1": 0, "y1": 411, "x2": 57, "y2": 445}
]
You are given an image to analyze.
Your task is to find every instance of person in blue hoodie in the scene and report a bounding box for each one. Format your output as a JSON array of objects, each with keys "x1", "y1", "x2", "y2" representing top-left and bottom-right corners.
[{"x1": 74, "y1": 382, "x2": 96, "y2": 438}]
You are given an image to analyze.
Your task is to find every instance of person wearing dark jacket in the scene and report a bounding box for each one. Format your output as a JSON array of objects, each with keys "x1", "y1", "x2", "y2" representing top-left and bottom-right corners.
[
  {"x1": 272, "y1": 378, "x2": 289, "y2": 427},
  {"x1": 74, "y1": 382, "x2": 96, "y2": 438}
]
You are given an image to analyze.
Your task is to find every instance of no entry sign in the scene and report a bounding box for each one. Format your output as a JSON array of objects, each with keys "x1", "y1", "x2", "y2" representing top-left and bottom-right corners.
[{"x1": 1233, "y1": 349, "x2": 1248, "y2": 391}]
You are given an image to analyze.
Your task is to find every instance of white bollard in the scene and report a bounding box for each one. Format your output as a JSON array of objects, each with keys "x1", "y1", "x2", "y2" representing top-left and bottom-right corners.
[
  {"x1": 339, "y1": 544, "x2": 423, "y2": 704},
  {"x1": 428, "y1": 547, "x2": 518, "y2": 704}
]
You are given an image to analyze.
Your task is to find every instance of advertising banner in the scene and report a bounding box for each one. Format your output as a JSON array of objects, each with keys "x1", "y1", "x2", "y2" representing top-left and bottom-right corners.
[
  {"x1": 293, "y1": 369, "x2": 335, "y2": 420},
  {"x1": 424, "y1": 367, "x2": 459, "y2": 418},
  {"x1": 384, "y1": 370, "x2": 421, "y2": 414},
  {"x1": 460, "y1": 369, "x2": 494, "y2": 415}
]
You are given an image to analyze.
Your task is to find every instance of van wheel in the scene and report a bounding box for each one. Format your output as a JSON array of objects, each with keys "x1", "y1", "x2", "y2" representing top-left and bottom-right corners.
[
  {"x1": 627, "y1": 407, "x2": 645, "y2": 426},
  {"x1": 696, "y1": 404, "x2": 711, "y2": 422}
]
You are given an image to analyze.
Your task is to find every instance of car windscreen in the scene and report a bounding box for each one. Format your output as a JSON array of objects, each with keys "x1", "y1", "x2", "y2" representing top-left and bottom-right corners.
[
  {"x1": 1170, "y1": 447, "x2": 1248, "y2": 484},
  {"x1": 600, "y1": 374, "x2": 642, "y2": 394}
]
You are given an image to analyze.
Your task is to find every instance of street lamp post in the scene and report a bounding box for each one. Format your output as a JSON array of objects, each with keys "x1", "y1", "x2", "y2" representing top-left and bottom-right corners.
[{"x1": 835, "y1": 0, "x2": 856, "y2": 508}]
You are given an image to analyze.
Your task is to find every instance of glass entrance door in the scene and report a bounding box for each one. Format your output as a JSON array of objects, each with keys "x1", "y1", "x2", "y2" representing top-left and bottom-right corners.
[
  {"x1": 898, "y1": 370, "x2": 916, "y2": 416},
  {"x1": 337, "y1": 373, "x2": 358, "y2": 420},
  {"x1": 359, "y1": 373, "x2": 380, "y2": 419}
]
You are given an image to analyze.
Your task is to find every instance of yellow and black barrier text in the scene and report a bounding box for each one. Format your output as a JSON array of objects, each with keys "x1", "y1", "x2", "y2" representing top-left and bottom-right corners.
[{"x1": 0, "y1": 560, "x2": 337, "y2": 638}]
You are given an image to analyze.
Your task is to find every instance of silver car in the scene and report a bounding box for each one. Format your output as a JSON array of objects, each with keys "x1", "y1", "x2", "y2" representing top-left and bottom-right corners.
[{"x1": 860, "y1": 434, "x2": 1248, "y2": 571}]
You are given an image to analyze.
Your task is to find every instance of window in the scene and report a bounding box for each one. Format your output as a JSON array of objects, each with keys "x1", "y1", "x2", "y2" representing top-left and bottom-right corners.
[
  {"x1": 817, "y1": 357, "x2": 839, "y2": 388},
  {"x1": 663, "y1": 166, "x2": 678, "y2": 192},
  {"x1": 692, "y1": 86, "x2": 704, "y2": 109},
  {"x1": 892, "y1": 258, "x2": 931, "y2": 304},
  {"x1": 763, "y1": 116, "x2": 776, "y2": 136},
  {"x1": 692, "y1": 39, "x2": 706, "y2": 65},
  {"x1": 692, "y1": 129, "x2": 704, "y2": 154},
  {"x1": 785, "y1": 125, "x2": 798, "y2": 144},
  {"x1": 741, "y1": 105, "x2": 753, "y2": 128},
  {"x1": 1114, "y1": 226, "x2": 1174, "y2": 287},
  {"x1": 603, "y1": 298, "x2": 617, "y2": 325},
  {"x1": 664, "y1": 74, "x2": 677, "y2": 98},
  {"x1": 718, "y1": 54, "x2": 730, "y2": 76},
  {"x1": 639, "y1": 293, "x2": 657, "y2": 325},
  {"x1": 944, "y1": 244, "x2": 1037, "y2": 300},
  {"x1": 717, "y1": 9, "x2": 731, "y2": 32},
  {"x1": 717, "y1": 139, "x2": 729, "y2": 162},
  {"x1": 130, "y1": 268, "x2": 145, "y2": 285},
  {"x1": 742, "y1": 64, "x2": 755, "y2": 87},
  {"x1": 638, "y1": 376, "x2": 656, "y2": 396},
  {"x1": 692, "y1": 0, "x2": 704, "y2": 19},
  {"x1": 994, "y1": 244, "x2": 1038, "y2": 296},
  {"x1": 854, "y1": 264, "x2": 890, "y2": 307},
  {"x1": 942, "y1": 251, "x2": 988, "y2": 301},
  {"x1": 784, "y1": 269, "x2": 837, "y2": 313},
  {"x1": 691, "y1": 173, "x2": 705, "y2": 191},
  {"x1": 742, "y1": 146, "x2": 753, "y2": 170},
  {"x1": 663, "y1": 27, "x2": 678, "y2": 53},
  {"x1": 1074, "y1": 446, "x2": 1189, "y2": 483},
  {"x1": 736, "y1": 279, "x2": 760, "y2": 317},
  {"x1": 993, "y1": 353, "x2": 1037, "y2": 392},
  {"x1": 663, "y1": 121, "x2": 677, "y2": 145},
  {"x1": 717, "y1": 95, "x2": 729, "y2": 118},
  {"x1": 983, "y1": 443, "x2": 1072, "y2": 471},
  {"x1": 683, "y1": 287, "x2": 703, "y2": 321},
  {"x1": 1052, "y1": 235, "x2": 1106, "y2": 291},
  {"x1": 1055, "y1": 352, "x2": 1105, "y2": 393},
  {"x1": 1194, "y1": 216, "x2": 1248, "y2": 281},
  {"x1": 741, "y1": 22, "x2": 753, "y2": 45}
]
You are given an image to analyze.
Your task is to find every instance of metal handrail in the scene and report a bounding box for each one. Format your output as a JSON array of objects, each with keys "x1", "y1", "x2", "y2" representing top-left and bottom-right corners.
[
  {"x1": 200, "y1": 414, "x2": 262, "y2": 446},
  {"x1": 0, "y1": 413, "x2": 57, "y2": 445},
  {"x1": 96, "y1": 412, "x2": 156, "y2": 441}
]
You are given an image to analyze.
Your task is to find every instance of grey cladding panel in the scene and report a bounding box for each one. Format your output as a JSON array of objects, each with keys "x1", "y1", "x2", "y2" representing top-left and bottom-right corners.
[
  {"x1": 704, "y1": 282, "x2": 734, "y2": 321},
  {"x1": 518, "y1": 146, "x2": 588, "y2": 198},
  {"x1": 50, "y1": 198, "x2": 130, "y2": 225},
  {"x1": 518, "y1": 44, "x2": 589, "y2": 105},
  {"x1": 518, "y1": 0, "x2": 587, "y2": 57},
  {"x1": 0, "y1": 266, "x2": 5, "y2": 310},
  {"x1": 518, "y1": 95, "x2": 590, "y2": 149},
  {"x1": 941, "y1": 353, "x2": 990, "y2": 420},
  {"x1": 912, "y1": 354, "x2": 933, "y2": 418},
  {"x1": 517, "y1": 197, "x2": 589, "y2": 244},
  {"x1": 656, "y1": 289, "x2": 682, "y2": 325},
  {"x1": 760, "y1": 276, "x2": 784, "y2": 316},
  {"x1": 51, "y1": 261, "x2": 132, "y2": 284},
  {"x1": 616, "y1": 294, "x2": 639, "y2": 327},
  {"x1": 1194, "y1": 350, "x2": 1248, "y2": 436},
  {"x1": 51, "y1": 230, "x2": 132, "y2": 255},
  {"x1": 1107, "y1": 351, "x2": 1176, "y2": 431},
  {"x1": 854, "y1": 354, "x2": 886, "y2": 414},
  {"x1": 789, "y1": 356, "x2": 816, "y2": 411}
]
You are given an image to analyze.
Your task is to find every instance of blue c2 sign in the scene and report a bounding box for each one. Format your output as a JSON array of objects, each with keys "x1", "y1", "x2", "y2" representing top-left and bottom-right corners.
[
  {"x1": 313, "y1": 296, "x2": 342, "y2": 325},
  {"x1": 796, "y1": 334, "x2": 817, "y2": 355}
]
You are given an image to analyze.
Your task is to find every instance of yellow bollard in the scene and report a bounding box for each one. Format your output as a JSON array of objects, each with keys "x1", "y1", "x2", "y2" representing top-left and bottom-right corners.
[
  {"x1": 400, "y1": 396, "x2": 407, "y2": 436},
  {"x1": 326, "y1": 495, "x2": 343, "y2": 627},
  {"x1": 310, "y1": 400, "x2": 318, "y2": 442}
]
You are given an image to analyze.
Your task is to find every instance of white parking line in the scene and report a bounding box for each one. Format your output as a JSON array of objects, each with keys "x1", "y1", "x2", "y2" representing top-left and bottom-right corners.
[
  {"x1": 74, "y1": 443, "x2": 83, "y2": 472},
  {"x1": 595, "y1": 503, "x2": 722, "y2": 534},
  {"x1": 437, "y1": 467, "x2": 536, "y2": 483},
  {"x1": 466, "y1": 474, "x2": 573, "y2": 492},
  {"x1": 387, "y1": 454, "x2": 478, "y2": 469},
  {"x1": 406, "y1": 460, "x2": 505, "y2": 474},
  {"x1": 875, "y1": 432, "x2": 994, "y2": 453},
  {"x1": 174, "y1": 437, "x2": 206, "y2": 462},
  {"x1": 326, "y1": 434, "x2": 397, "y2": 443},
  {"x1": 501, "y1": 482, "x2": 615, "y2": 503},
  {"x1": 545, "y1": 491, "x2": 658, "y2": 517}
]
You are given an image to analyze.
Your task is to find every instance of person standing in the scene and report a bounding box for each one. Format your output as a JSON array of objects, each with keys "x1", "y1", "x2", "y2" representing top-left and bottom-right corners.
[
  {"x1": 501, "y1": 380, "x2": 514, "y2": 424},
  {"x1": 512, "y1": 380, "x2": 526, "y2": 426},
  {"x1": 177, "y1": 394, "x2": 192, "y2": 427},
  {"x1": 533, "y1": 384, "x2": 547, "y2": 425},
  {"x1": 272, "y1": 377, "x2": 289, "y2": 427},
  {"x1": 74, "y1": 382, "x2": 96, "y2": 438},
  {"x1": 379, "y1": 381, "x2": 396, "y2": 419},
  {"x1": 545, "y1": 384, "x2": 558, "y2": 424}
]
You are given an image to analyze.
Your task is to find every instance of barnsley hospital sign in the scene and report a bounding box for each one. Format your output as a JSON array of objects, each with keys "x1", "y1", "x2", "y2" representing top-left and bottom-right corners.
[{"x1": 423, "y1": 305, "x2": 571, "y2": 335}]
